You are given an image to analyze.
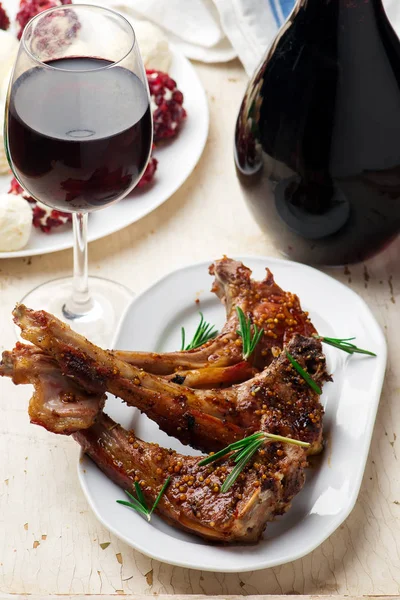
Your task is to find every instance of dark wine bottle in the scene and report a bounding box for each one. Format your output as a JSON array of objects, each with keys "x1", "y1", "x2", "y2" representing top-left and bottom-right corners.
[{"x1": 234, "y1": 0, "x2": 400, "y2": 265}]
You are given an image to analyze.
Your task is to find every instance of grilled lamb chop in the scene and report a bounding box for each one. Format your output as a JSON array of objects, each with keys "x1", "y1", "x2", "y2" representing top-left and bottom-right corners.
[
  {"x1": 74, "y1": 413, "x2": 307, "y2": 543},
  {"x1": 13, "y1": 305, "x2": 330, "y2": 454},
  {"x1": 0, "y1": 343, "x2": 105, "y2": 434},
  {"x1": 114, "y1": 257, "x2": 316, "y2": 376},
  {"x1": 0, "y1": 345, "x2": 307, "y2": 543}
]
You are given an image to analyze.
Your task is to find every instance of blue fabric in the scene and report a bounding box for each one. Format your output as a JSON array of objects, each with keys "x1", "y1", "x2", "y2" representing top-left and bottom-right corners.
[
  {"x1": 268, "y1": 0, "x2": 281, "y2": 27},
  {"x1": 280, "y1": 0, "x2": 295, "y2": 18},
  {"x1": 268, "y1": 0, "x2": 295, "y2": 26}
]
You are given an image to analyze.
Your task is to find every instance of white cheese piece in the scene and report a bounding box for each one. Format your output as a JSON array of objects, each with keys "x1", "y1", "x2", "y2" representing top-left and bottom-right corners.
[
  {"x1": 0, "y1": 193, "x2": 32, "y2": 251},
  {"x1": 131, "y1": 20, "x2": 172, "y2": 72}
]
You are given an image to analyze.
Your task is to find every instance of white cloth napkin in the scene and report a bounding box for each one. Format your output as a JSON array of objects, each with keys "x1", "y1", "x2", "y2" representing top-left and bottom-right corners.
[
  {"x1": 93, "y1": 0, "x2": 237, "y2": 63},
  {"x1": 102, "y1": 0, "x2": 400, "y2": 75}
]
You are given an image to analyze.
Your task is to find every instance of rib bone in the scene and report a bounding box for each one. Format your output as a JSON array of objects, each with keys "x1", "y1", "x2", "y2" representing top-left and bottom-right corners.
[{"x1": 0, "y1": 342, "x2": 105, "y2": 434}]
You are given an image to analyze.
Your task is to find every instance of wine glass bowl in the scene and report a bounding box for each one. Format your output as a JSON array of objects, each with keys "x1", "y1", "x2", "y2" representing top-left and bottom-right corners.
[
  {"x1": 6, "y1": 5, "x2": 151, "y2": 213},
  {"x1": 5, "y1": 5, "x2": 153, "y2": 345}
]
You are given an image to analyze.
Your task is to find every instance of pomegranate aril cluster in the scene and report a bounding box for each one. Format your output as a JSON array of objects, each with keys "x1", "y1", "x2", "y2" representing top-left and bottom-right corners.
[
  {"x1": 0, "y1": 2, "x2": 10, "y2": 30},
  {"x1": 9, "y1": 178, "x2": 72, "y2": 233},
  {"x1": 146, "y1": 69, "x2": 187, "y2": 142},
  {"x1": 16, "y1": 0, "x2": 72, "y2": 39}
]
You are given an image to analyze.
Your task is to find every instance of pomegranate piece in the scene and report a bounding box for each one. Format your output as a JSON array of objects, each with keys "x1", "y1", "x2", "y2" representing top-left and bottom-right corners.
[
  {"x1": 16, "y1": 0, "x2": 73, "y2": 40},
  {"x1": 0, "y1": 2, "x2": 10, "y2": 30},
  {"x1": 8, "y1": 177, "x2": 72, "y2": 233},
  {"x1": 31, "y1": 204, "x2": 72, "y2": 232},
  {"x1": 9, "y1": 178, "x2": 24, "y2": 196},
  {"x1": 146, "y1": 69, "x2": 186, "y2": 142}
]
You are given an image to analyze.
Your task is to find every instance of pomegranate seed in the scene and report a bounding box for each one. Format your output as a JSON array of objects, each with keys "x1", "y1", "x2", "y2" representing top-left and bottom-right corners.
[
  {"x1": 172, "y1": 90, "x2": 183, "y2": 104},
  {"x1": 138, "y1": 153, "x2": 158, "y2": 188},
  {"x1": 0, "y1": 2, "x2": 10, "y2": 29},
  {"x1": 146, "y1": 69, "x2": 186, "y2": 143}
]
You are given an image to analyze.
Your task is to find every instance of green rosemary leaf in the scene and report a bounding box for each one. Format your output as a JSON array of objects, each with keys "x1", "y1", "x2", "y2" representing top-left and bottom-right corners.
[
  {"x1": 200, "y1": 431, "x2": 311, "y2": 492},
  {"x1": 198, "y1": 442, "x2": 241, "y2": 466},
  {"x1": 134, "y1": 481, "x2": 148, "y2": 512},
  {"x1": 221, "y1": 438, "x2": 264, "y2": 493},
  {"x1": 232, "y1": 433, "x2": 265, "y2": 464},
  {"x1": 313, "y1": 334, "x2": 376, "y2": 357},
  {"x1": 236, "y1": 306, "x2": 264, "y2": 361},
  {"x1": 150, "y1": 476, "x2": 171, "y2": 516},
  {"x1": 125, "y1": 489, "x2": 143, "y2": 506},
  {"x1": 181, "y1": 313, "x2": 218, "y2": 351},
  {"x1": 198, "y1": 447, "x2": 232, "y2": 466},
  {"x1": 229, "y1": 432, "x2": 266, "y2": 448},
  {"x1": 236, "y1": 306, "x2": 249, "y2": 351},
  {"x1": 181, "y1": 327, "x2": 185, "y2": 352},
  {"x1": 198, "y1": 432, "x2": 265, "y2": 466},
  {"x1": 118, "y1": 477, "x2": 171, "y2": 523},
  {"x1": 250, "y1": 325, "x2": 264, "y2": 356},
  {"x1": 116, "y1": 498, "x2": 149, "y2": 517},
  {"x1": 264, "y1": 432, "x2": 310, "y2": 448},
  {"x1": 285, "y1": 351, "x2": 322, "y2": 395}
]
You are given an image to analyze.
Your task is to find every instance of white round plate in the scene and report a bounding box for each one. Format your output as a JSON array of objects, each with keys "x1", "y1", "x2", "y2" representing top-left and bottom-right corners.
[
  {"x1": 77, "y1": 256, "x2": 387, "y2": 572},
  {"x1": 0, "y1": 46, "x2": 208, "y2": 259}
]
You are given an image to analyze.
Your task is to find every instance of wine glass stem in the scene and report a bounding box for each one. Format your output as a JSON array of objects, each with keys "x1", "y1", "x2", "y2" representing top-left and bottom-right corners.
[{"x1": 62, "y1": 212, "x2": 94, "y2": 318}]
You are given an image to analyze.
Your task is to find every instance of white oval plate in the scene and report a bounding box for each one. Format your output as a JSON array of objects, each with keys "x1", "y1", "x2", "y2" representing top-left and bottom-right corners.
[
  {"x1": 78, "y1": 256, "x2": 387, "y2": 572},
  {"x1": 0, "y1": 46, "x2": 209, "y2": 259}
]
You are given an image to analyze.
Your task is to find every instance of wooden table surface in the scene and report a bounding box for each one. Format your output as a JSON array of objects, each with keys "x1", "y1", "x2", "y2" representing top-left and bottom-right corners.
[{"x1": 1, "y1": 58, "x2": 400, "y2": 598}]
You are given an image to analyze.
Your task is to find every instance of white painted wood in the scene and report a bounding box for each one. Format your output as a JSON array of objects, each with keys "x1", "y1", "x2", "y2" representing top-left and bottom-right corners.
[{"x1": 1, "y1": 58, "x2": 399, "y2": 596}]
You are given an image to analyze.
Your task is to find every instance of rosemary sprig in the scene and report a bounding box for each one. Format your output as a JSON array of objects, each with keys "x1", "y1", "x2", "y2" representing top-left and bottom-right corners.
[
  {"x1": 312, "y1": 334, "x2": 376, "y2": 357},
  {"x1": 222, "y1": 438, "x2": 263, "y2": 493},
  {"x1": 236, "y1": 306, "x2": 264, "y2": 361},
  {"x1": 181, "y1": 313, "x2": 218, "y2": 350},
  {"x1": 117, "y1": 477, "x2": 171, "y2": 522},
  {"x1": 116, "y1": 489, "x2": 149, "y2": 519},
  {"x1": 199, "y1": 431, "x2": 309, "y2": 493},
  {"x1": 285, "y1": 351, "x2": 322, "y2": 395}
]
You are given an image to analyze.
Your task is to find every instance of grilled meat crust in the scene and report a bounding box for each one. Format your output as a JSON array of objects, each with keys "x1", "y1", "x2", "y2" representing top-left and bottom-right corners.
[
  {"x1": 74, "y1": 413, "x2": 307, "y2": 543},
  {"x1": 114, "y1": 257, "x2": 317, "y2": 375},
  {"x1": 1, "y1": 347, "x2": 307, "y2": 543},
  {"x1": 13, "y1": 305, "x2": 330, "y2": 454},
  {"x1": 0, "y1": 259, "x2": 332, "y2": 545}
]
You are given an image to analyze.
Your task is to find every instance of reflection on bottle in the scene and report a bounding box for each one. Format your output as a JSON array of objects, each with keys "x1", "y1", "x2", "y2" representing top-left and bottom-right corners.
[{"x1": 275, "y1": 176, "x2": 350, "y2": 240}]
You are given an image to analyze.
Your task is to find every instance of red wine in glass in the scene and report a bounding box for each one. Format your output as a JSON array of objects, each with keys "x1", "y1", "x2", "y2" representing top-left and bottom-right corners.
[{"x1": 8, "y1": 57, "x2": 152, "y2": 212}]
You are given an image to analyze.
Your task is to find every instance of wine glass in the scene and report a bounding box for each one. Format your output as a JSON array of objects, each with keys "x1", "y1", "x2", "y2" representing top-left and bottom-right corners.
[{"x1": 5, "y1": 4, "x2": 152, "y2": 345}]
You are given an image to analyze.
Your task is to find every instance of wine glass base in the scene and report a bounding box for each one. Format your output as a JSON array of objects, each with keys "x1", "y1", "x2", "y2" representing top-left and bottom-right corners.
[{"x1": 16, "y1": 276, "x2": 134, "y2": 347}]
